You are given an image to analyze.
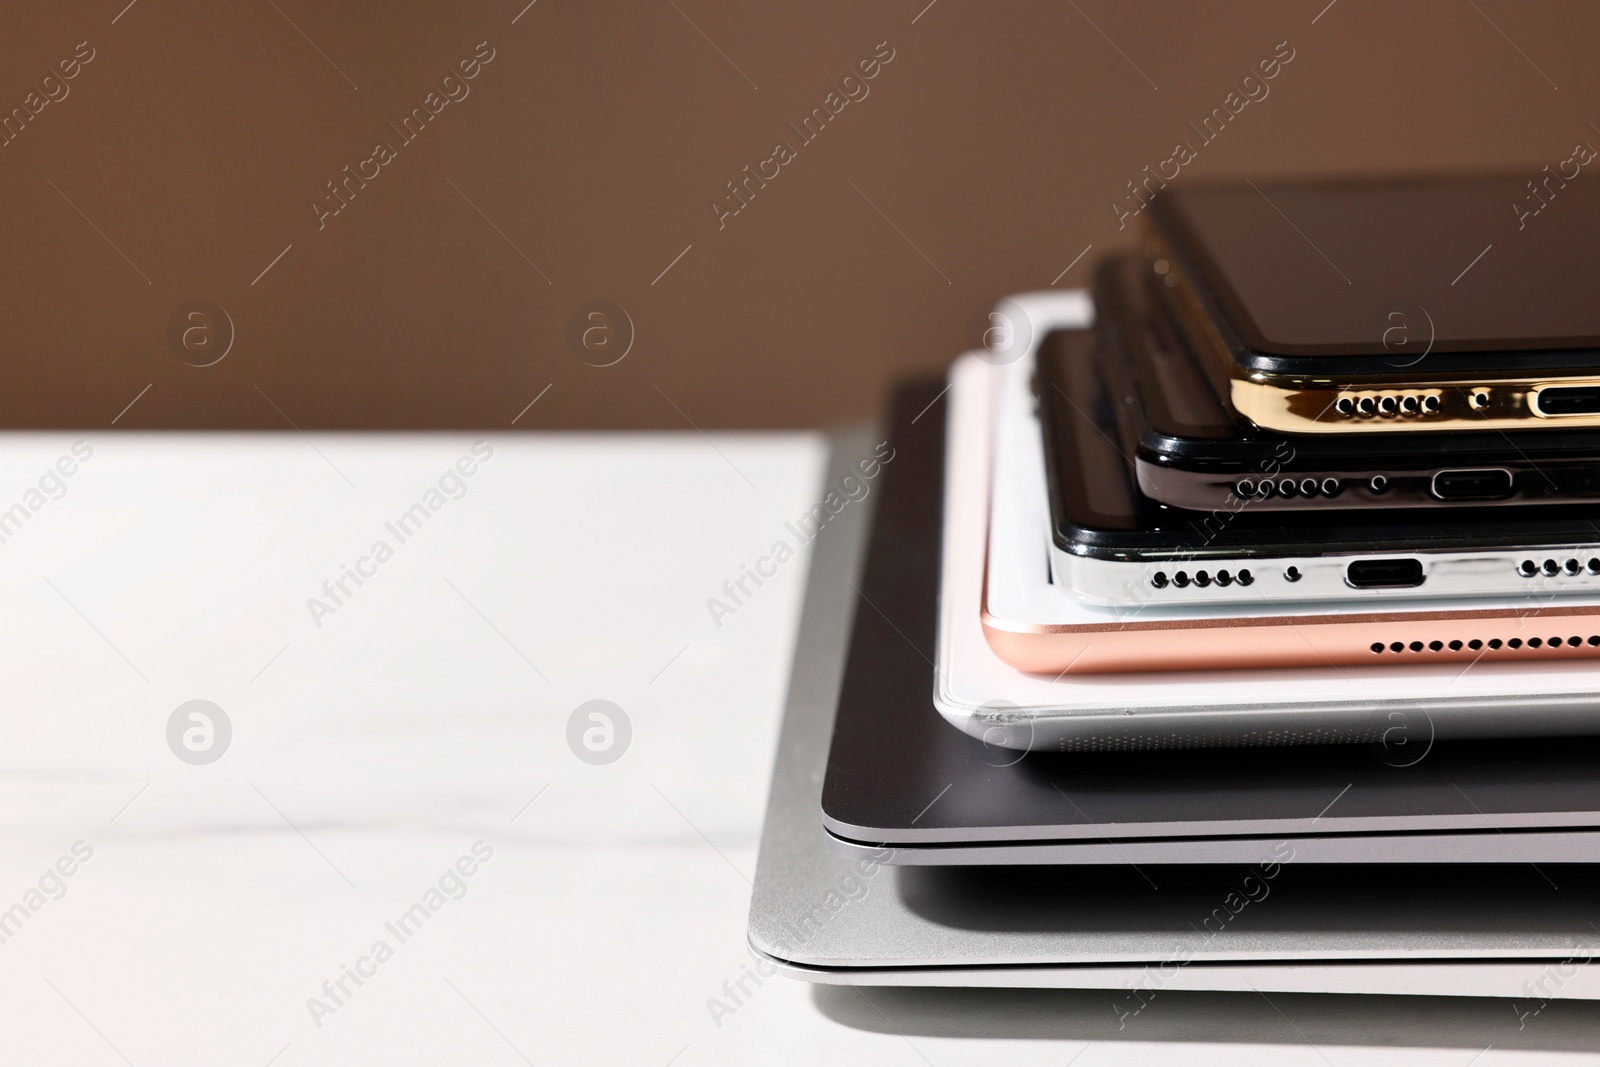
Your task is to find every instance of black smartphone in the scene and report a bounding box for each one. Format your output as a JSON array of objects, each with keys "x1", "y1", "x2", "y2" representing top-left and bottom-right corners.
[
  {"x1": 1147, "y1": 173, "x2": 1600, "y2": 434},
  {"x1": 1034, "y1": 320, "x2": 1600, "y2": 607},
  {"x1": 1086, "y1": 253, "x2": 1600, "y2": 512}
]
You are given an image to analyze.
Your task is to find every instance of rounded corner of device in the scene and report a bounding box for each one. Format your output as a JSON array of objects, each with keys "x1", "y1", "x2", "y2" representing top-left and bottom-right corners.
[
  {"x1": 979, "y1": 612, "x2": 1081, "y2": 675},
  {"x1": 819, "y1": 822, "x2": 902, "y2": 865},
  {"x1": 743, "y1": 932, "x2": 854, "y2": 983},
  {"x1": 1000, "y1": 290, "x2": 1096, "y2": 331},
  {"x1": 745, "y1": 927, "x2": 814, "y2": 976},
  {"x1": 930, "y1": 687, "x2": 993, "y2": 745}
]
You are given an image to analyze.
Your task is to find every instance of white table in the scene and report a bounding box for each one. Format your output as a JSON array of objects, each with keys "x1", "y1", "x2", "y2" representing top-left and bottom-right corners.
[{"x1": 0, "y1": 430, "x2": 1594, "y2": 1065}]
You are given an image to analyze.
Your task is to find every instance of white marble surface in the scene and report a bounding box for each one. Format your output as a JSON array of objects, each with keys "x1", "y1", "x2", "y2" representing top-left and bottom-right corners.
[{"x1": 0, "y1": 429, "x2": 1597, "y2": 1065}]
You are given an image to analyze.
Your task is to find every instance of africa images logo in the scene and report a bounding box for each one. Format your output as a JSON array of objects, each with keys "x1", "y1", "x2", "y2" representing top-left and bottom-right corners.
[
  {"x1": 706, "y1": 40, "x2": 896, "y2": 230},
  {"x1": 309, "y1": 42, "x2": 497, "y2": 231},
  {"x1": 305, "y1": 442, "x2": 494, "y2": 628},
  {"x1": 705, "y1": 442, "x2": 894, "y2": 628}
]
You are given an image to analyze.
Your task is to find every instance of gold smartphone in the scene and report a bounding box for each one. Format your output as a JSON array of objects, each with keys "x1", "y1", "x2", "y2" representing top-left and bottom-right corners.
[{"x1": 1147, "y1": 172, "x2": 1600, "y2": 434}]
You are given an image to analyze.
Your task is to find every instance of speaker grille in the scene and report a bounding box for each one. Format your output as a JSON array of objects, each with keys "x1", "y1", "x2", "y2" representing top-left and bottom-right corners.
[
  {"x1": 1335, "y1": 390, "x2": 1443, "y2": 419},
  {"x1": 1236, "y1": 477, "x2": 1343, "y2": 500},
  {"x1": 1518, "y1": 556, "x2": 1600, "y2": 578},
  {"x1": 1057, "y1": 727, "x2": 1380, "y2": 753},
  {"x1": 1150, "y1": 567, "x2": 1253, "y2": 590},
  {"x1": 1368, "y1": 634, "x2": 1600, "y2": 655}
]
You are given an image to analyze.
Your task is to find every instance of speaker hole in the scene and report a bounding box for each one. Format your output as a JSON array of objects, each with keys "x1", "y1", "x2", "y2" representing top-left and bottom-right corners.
[
  {"x1": 1216, "y1": 570, "x2": 1233, "y2": 586},
  {"x1": 1449, "y1": 639, "x2": 1463, "y2": 651},
  {"x1": 1390, "y1": 642, "x2": 1404, "y2": 652},
  {"x1": 1194, "y1": 570, "x2": 1212, "y2": 587},
  {"x1": 1529, "y1": 638, "x2": 1543, "y2": 648},
  {"x1": 1509, "y1": 638, "x2": 1522, "y2": 649},
  {"x1": 1237, "y1": 569, "x2": 1254, "y2": 586},
  {"x1": 1152, "y1": 572, "x2": 1168, "y2": 588},
  {"x1": 1409, "y1": 641, "x2": 1424, "y2": 652},
  {"x1": 1489, "y1": 639, "x2": 1503, "y2": 649},
  {"x1": 1285, "y1": 566, "x2": 1302, "y2": 582},
  {"x1": 1174, "y1": 571, "x2": 1189, "y2": 587},
  {"x1": 1469, "y1": 639, "x2": 1483, "y2": 650},
  {"x1": 1520, "y1": 560, "x2": 1538, "y2": 576},
  {"x1": 1371, "y1": 642, "x2": 1384, "y2": 654},
  {"x1": 1429, "y1": 640, "x2": 1444, "y2": 651}
]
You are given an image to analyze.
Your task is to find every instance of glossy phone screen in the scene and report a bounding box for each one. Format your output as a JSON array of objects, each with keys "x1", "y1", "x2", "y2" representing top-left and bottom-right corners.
[{"x1": 1157, "y1": 174, "x2": 1600, "y2": 358}]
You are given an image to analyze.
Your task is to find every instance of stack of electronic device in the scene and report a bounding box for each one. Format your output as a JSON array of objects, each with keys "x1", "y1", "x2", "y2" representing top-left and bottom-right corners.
[
  {"x1": 933, "y1": 173, "x2": 1600, "y2": 754},
  {"x1": 748, "y1": 177, "x2": 1600, "y2": 1004},
  {"x1": 754, "y1": 177, "x2": 1600, "y2": 993}
]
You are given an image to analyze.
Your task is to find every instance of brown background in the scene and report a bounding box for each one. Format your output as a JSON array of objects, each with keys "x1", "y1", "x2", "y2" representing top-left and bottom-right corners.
[{"x1": 2, "y1": 0, "x2": 1598, "y2": 430}]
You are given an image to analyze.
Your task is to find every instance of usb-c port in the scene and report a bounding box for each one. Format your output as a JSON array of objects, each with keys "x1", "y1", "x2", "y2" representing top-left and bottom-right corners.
[
  {"x1": 1431, "y1": 468, "x2": 1512, "y2": 501},
  {"x1": 1346, "y1": 558, "x2": 1425, "y2": 588},
  {"x1": 1536, "y1": 385, "x2": 1600, "y2": 416}
]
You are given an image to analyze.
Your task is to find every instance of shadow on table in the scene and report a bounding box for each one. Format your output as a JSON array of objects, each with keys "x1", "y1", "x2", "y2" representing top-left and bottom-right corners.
[{"x1": 812, "y1": 984, "x2": 1599, "y2": 1053}]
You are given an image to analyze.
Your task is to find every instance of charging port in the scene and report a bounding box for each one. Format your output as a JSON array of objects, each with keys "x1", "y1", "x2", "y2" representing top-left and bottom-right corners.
[
  {"x1": 1536, "y1": 385, "x2": 1600, "y2": 416},
  {"x1": 1431, "y1": 468, "x2": 1512, "y2": 501},
  {"x1": 1346, "y1": 558, "x2": 1425, "y2": 588}
]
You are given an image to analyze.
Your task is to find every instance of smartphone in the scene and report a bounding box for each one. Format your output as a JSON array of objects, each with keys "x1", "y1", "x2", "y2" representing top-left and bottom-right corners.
[
  {"x1": 948, "y1": 351, "x2": 1600, "y2": 688},
  {"x1": 1035, "y1": 313, "x2": 1600, "y2": 607},
  {"x1": 958, "y1": 334, "x2": 1600, "y2": 673},
  {"x1": 1147, "y1": 174, "x2": 1600, "y2": 433},
  {"x1": 1086, "y1": 253, "x2": 1600, "y2": 511}
]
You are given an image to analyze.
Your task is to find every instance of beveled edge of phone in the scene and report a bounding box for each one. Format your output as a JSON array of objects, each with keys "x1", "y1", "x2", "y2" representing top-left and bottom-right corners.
[
  {"x1": 1232, "y1": 376, "x2": 1600, "y2": 434},
  {"x1": 979, "y1": 582, "x2": 1600, "y2": 674},
  {"x1": 1046, "y1": 543, "x2": 1600, "y2": 609},
  {"x1": 1133, "y1": 461, "x2": 1600, "y2": 511}
]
